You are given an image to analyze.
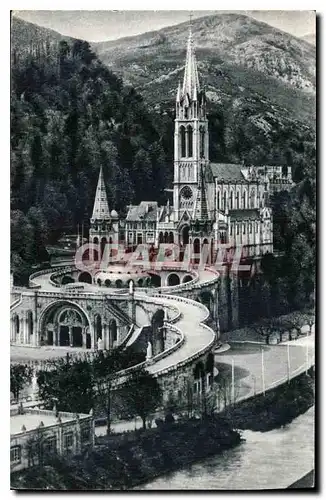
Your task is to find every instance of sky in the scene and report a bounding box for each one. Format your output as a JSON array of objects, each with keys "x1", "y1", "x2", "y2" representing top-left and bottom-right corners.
[{"x1": 12, "y1": 10, "x2": 316, "y2": 43}]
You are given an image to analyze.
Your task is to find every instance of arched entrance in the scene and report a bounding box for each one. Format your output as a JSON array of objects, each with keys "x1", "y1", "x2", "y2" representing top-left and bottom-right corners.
[
  {"x1": 79, "y1": 272, "x2": 92, "y2": 284},
  {"x1": 26, "y1": 311, "x2": 33, "y2": 343},
  {"x1": 150, "y1": 274, "x2": 161, "y2": 287},
  {"x1": 167, "y1": 273, "x2": 180, "y2": 286},
  {"x1": 39, "y1": 301, "x2": 91, "y2": 348},
  {"x1": 193, "y1": 238, "x2": 200, "y2": 264},
  {"x1": 58, "y1": 309, "x2": 83, "y2": 347},
  {"x1": 94, "y1": 314, "x2": 102, "y2": 343},
  {"x1": 109, "y1": 319, "x2": 117, "y2": 348},
  {"x1": 181, "y1": 225, "x2": 190, "y2": 246},
  {"x1": 182, "y1": 274, "x2": 193, "y2": 284},
  {"x1": 11, "y1": 314, "x2": 19, "y2": 342},
  {"x1": 62, "y1": 275, "x2": 75, "y2": 285},
  {"x1": 101, "y1": 237, "x2": 107, "y2": 259}
]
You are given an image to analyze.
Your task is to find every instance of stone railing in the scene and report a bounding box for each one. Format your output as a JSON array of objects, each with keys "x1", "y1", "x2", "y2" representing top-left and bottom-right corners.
[
  {"x1": 49, "y1": 265, "x2": 78, "y2": 287},
  {"x1": 28, "y1": 267, "x2": 56, "y2": 288},
  {"x1": 10, "y1": 293, "x2": 23, "y2": 310},
  {"x1": 112, "y1": 321, "x2": 185, "y2": 385}
]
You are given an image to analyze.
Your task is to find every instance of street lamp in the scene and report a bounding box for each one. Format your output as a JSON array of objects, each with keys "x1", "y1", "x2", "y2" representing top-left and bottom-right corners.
[{"x1": 251, "y1": 374, "x2": 256, "y2": 396}]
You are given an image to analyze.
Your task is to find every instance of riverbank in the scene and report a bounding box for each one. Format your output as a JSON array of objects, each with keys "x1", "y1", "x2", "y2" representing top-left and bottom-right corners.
[
  {"x1": 220, "y1": 368, "x2": 315, "y2": 432},
  {"x1": 11, "y1": 369, "x2": 315, "y2": 491},
  {"x1": 11, "y1": 416, "x2": 241, "y2": 490}
]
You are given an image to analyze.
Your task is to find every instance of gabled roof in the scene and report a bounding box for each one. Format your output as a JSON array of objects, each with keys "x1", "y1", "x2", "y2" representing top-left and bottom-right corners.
[
  {"x1": 92, "y1": 167, "x2": 110, "y2": 220},
  {"x1": 210, "y1": 163, "x2": 247, "y2": 183},
  {"x1": 126, "y1": 201, "x2": 159, "y2": 222},
  {"x1": 229, "y1": 209, "x2": 260, "y2": 221},
  {"x1": 158, "y1": 204, "x2": 174, "y2": 222}
]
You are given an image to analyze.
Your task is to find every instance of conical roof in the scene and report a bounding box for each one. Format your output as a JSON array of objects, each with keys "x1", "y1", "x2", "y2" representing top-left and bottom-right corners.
[
  {"x1": 182, "y1": 27, "x2": 200, "y2": 99},
  {"x1": 91, "y1": 167, "x2": 110, "y2": 220}
]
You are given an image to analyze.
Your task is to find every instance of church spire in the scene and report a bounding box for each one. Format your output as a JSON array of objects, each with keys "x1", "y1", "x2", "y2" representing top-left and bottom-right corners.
[
  {"x1": 91, "y1": 167, "x2": 110, "y2": 220},
  {"x1": 182, "y1": 21, "x2": 200, "y2": 100}
]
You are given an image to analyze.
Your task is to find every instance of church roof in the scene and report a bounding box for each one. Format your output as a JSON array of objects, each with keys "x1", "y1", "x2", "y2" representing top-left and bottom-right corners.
[
  {"x1": 210, "y1": 163, "x2": 248, "y2": 183},
  {"x1": 126, "y1": 201, "x2": 159, "y2": 222},
  {"x1": 229, "y1": 209, "x2": 260, "y2": 221},
  {"x1": 159, "y1": 204, "x2": 174, "y2": 222},
  {"x1": 91, "y1": 167, "x2": 110, "y2": 220}
]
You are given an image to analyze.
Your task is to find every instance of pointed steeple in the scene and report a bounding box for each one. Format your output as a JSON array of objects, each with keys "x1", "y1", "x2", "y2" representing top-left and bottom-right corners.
[
  {"x1": 182, "y1": 24, "x2": 200, "y2": 100},
  {"x1": 176, "y1": 80, "x2": 181, "y2": 103},
  {"x1": 91, "y1": 167, "x2": 110, "y2": 220}
]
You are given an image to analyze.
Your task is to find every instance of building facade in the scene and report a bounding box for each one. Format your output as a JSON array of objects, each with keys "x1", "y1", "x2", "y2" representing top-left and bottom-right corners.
[
  {"x1": 10, "y1": 406, "x2": 94, "y2": 471},
  {"x1": 87, "y1": 27, "x2": 293, "y2": 261}
]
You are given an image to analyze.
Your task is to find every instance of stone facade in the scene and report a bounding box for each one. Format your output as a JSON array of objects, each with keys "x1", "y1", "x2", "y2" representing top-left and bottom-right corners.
[
  {"x1": 86, "y1": 27, "x2": 293, "y2": 262},
  {"x1": 10, "y1": 407, "x2": 94, "y2": 471}
]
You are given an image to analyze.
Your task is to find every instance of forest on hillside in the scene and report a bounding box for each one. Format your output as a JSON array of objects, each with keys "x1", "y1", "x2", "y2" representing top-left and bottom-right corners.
[
  {"x1": 10, "y1": 35, "x2": 316, "y2": 308},
  {"x1": 11, "y1": 39, "x2": 172, "y2": 282}
]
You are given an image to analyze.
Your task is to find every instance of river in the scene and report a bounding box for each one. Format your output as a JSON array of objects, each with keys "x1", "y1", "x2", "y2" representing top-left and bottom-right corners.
[{"x1": 135, "y1": 406, "x2": 314, "y2": 490}]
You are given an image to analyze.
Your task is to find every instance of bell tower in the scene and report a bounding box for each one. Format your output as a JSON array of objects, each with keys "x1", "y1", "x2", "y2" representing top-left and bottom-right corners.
[{"x1": 173, "y1": 23, "x2": 209, "y2": 220}]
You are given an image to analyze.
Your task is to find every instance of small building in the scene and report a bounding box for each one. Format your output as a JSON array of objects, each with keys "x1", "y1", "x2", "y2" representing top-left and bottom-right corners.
[{"x1": 10, "y1": 406, "x2": 94, "y2": 472}]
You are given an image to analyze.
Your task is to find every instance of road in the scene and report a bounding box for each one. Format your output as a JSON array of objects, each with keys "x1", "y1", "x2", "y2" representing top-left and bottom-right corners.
[{"x1": 94, "y1": 334, "x2": 315, "y2": 436}]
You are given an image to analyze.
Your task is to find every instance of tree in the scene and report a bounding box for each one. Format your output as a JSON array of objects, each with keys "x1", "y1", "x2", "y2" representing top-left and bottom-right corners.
[
  {"x1": 10, "y1": 363, "x2": 33, "y2": 400},
  {"x1": 251, "y1": 317, "x2": 284, "y2": 344},
  {"x1": 123, "y1": 369, "x2": 162, "y2": 429},
  {"x1": 37, "y1": 355, "x2": 95, "y2": 414},
  {"x1": 91, "y1": 350, "x2": 122, "y2": 436}
]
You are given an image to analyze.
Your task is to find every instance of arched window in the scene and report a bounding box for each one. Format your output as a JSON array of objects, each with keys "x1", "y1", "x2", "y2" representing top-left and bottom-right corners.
[
  {"x1": 242, "y1": 190, "x2": 247, "y2": 208},
  {"x1": 249, "y1": 223, "x2": 252, "y2": 234},
  {"x1": 164, "y1": 232, "x2": 169, "y2": 243},
  {"x1": 236, "y1": 191, "x2": 240, "y2": 209},
  {"x1": 109, "y1": 319, "x2": 117, "y2": 343},
  {"x1": 250, "y1": 188, "x2": 255, "y2": 208},
  {"x1": 223, "y1": 191, "x2": 227, "y2": 211},
  {"x1": 230, "y1": 191, "x2": 234, "y2": 210},
  {"x1": 200, "y1": 126, "x2": 205, "y2": 158},
  {"x1": 95, "y1": 315, "x2": 102, "y2": 341},
  {"x1": 217, "y1": 191, "x2": 221, "y2": 210},
  {"x1": 187, "y1": 125, "x2": 193, "y2": 157},
  {"x1": 168, "y1": 232, "x2": 174, "y2": 243},
  {"x1": 101, "y1": 237, "x2": 107, "y2": 259},
  {"x1": 159, "y1": 232, "x2": 163, "y2": 244},
  {"x1": 180, "y1": 126, "x2": 186, "y2": 158}
]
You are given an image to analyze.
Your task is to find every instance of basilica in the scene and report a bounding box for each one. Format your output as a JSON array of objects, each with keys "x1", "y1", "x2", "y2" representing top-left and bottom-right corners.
[{"x1": 88, "y1": 28, "x2": 293, "y2": 262}]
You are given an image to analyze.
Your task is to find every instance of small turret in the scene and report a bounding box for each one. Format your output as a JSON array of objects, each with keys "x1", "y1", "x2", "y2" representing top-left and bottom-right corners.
[{"x1": 91, "y1": 167, "x2": 110, "y2": 222}]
